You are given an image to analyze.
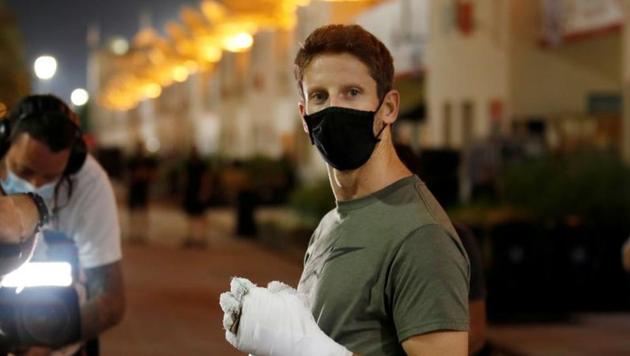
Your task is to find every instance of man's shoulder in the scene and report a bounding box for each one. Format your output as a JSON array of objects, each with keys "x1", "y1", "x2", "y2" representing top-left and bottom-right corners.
[
  {"x1": 65, "y1": 155, "x2": 115, "y2": 203},
  {"x1": 310, "y1": 208, "x2": 339, "y2": 242},
  {"x1": 75, "y1": 155, "x2": 112, "y2": 184},
  {"x1": 374, "y1": 176, "x2": 436, "y2": 218},
  {"x1": 371, "y1": 178, "x2": 446, "y2": 236}
]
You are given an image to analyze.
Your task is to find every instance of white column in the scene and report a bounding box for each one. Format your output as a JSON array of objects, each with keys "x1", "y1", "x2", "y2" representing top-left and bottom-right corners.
[
  {"x1": 138, "y1": 99, "x2": 158, "y2": 150},
  {"x1": 188, "y1": 72, "x2": 203, "y2": 150}
]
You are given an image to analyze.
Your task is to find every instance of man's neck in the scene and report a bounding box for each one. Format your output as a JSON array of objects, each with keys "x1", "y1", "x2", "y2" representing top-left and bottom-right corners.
[{"x1": 329, "y1": 140, "x2": 412, "y2": 202}]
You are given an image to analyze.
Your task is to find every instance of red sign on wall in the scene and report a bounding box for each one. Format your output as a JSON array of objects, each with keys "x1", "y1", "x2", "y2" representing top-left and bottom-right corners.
[
  {"x1": 456, "y1": 1, "x2": 474, "y2": 35},
  {"x1": 489, "y1": 99, "x2": 503, "y2": 122}
]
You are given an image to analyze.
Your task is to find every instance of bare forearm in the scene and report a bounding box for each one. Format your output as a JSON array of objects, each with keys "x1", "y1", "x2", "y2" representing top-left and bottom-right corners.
[
  {"x1": 0, "y1": 232, "x2": 36, "y2": 276},
  {"x1": 403, "y1": 331, "x2": 469, "y2": 356},
  {"x1": 11, "y1": 195, "x2": 40, "y2": 237},
  {"x1": 0, "y1": 195, "x2": 39, "y2": 244},
  {"x1": 469, "y1": 300, "x2": 487, "y2": 354},
  {"x1": 82, "y1": 262, "x2": 125, "y2": 340},
  {"x1": 0, "y1": 195, "x2": 40, "y2": 276},
  {"x1": 80, "y1": 292, "x2": 124, "y2": 340}
]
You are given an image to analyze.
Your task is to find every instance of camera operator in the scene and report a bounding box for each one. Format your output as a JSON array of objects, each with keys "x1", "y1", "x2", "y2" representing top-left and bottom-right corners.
[{"x1": 0, "y1": 95, "x2": 125, "y2": 355}]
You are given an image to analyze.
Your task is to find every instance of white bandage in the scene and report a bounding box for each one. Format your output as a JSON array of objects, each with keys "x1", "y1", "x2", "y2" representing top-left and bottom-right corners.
[{"x1": 219, "y1": 277, "x2": 352, "y2": 356}]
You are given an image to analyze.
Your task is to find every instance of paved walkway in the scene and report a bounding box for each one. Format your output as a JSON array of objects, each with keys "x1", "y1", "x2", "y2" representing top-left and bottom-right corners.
[
  {"x1": 487, "y1": 313, "x2": 630, "y2": 355},
  {"x1": 100, "y1": 211, "x2": 302, "y2": 354}
]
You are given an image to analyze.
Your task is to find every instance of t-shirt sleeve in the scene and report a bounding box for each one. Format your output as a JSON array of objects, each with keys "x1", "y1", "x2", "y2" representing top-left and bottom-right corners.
[
  {"x1": 388, "y1": 224, "x2": 470, "y2": 342},
  {"x1": 72, "y1": 171, "x2": 122, "y2": 269}
]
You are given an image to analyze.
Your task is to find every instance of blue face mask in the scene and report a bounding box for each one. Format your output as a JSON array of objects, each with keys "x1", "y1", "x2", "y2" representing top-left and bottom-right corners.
[{"x1": 1, "y1": 169, "x2": 58, "y2": 201}]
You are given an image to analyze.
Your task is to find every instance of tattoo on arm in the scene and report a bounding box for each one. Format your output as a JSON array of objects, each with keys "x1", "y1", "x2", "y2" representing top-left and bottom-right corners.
[{"x1": 81, "y1": 261, "x2": 125, "y2": 341}]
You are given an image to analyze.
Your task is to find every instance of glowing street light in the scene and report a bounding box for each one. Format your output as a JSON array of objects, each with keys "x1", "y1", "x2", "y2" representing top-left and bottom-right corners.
[
  {"x1": 142, "y1": 83, "x2": 162, "y2": 99},
  {"x1": 172, "y1": 66, "x2": 189, "y2": 82},
  {"x1": 34, "y1": 55, "x2": 57, "y2": 80},
  {"x1": 222, "y1": 32, "x2": 254, "y2": 53},
  {"x1": 71, "y1": 88, "x2": 89, "y2": 106},
  {"x1": 201, "y1": 43, "x2": 223, "y2": 62},
  {"x1": 110, "y1": 37, "x2": 130, "y2": 55}
]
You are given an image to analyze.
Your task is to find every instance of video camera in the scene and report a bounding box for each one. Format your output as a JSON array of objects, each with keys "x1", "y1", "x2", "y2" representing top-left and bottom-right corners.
[{"x1": 0, "y1": 231, "x2": 81, "y2": 353}]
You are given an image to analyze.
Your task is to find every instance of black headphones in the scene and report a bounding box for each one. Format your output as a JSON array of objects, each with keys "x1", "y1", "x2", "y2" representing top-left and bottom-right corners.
[{"x1": 0, "y1": 95, "x2": 87, "y2": 176}]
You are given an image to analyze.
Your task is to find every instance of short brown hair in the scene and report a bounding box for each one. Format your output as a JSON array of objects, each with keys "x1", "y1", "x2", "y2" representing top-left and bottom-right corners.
[{"x1": 294, "y1": 24, "x2": 394, "y2": 101}]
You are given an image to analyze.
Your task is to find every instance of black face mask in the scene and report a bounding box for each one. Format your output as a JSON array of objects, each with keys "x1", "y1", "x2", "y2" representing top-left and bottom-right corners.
[{"x1": 303, "y1": 105, "x2": 387, "y2": 171}]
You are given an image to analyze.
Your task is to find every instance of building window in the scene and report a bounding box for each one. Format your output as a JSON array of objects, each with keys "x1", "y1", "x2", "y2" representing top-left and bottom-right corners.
[
  {"x1": 443, "y1": 101, "x2": 452, "y2": 147},
  {"x1": 462, "y1": 100, "x2": 474, "y2": 147}
]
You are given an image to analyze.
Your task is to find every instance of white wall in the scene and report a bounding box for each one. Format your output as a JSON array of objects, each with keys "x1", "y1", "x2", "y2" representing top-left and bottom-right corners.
[
  {"x1": 356, "y1": 0, "x2": 428, "y2": 74},
  {"x1": 509, "y1": 0, "x2": 622, "y2": 119},
  {"x1": 426, "y1": 0, "x2": 510, "y2": 148}
]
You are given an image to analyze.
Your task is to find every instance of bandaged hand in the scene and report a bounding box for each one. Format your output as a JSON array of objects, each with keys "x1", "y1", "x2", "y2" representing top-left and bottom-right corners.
[{"x1": 219, "y1": 277, "x2": 352, "y2": 356}]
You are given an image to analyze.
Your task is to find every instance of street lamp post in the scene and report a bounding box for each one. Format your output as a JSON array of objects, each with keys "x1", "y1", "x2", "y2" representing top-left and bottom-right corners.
[
  {"x1": 33, "y1": 55, "x2": 57, "y2": 93},
  {"x1": 71, "y1": 88, "x2": 89, "y2": 107}
]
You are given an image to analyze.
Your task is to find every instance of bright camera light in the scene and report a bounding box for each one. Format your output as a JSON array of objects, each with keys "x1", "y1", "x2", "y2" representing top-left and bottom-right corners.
[
  {"x1": 71, "y1": 88, "x2": 89, "y2": 106},
  {"x1": 1, "y1": 262, "x2": 73, "y2": 289},
  {"x1": 34, "y1": 55, "x2": 58, "y2": 80}
]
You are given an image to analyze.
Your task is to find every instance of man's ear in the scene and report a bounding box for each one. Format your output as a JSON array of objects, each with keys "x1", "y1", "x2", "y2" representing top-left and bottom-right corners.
[
  {"x1": 298, "y1": 101, "x2": 309, "y2": 134},
  {"x1": 380, "y1": 90, "x2": 400, "y2": 125}
]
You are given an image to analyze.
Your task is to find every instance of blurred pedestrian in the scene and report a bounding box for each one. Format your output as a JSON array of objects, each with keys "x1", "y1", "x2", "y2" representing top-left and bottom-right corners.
[
  {"x1": 623, "y1": 235, "x2": 630, "y2": 273},
  {"x1": 466, "y1": 138, "x2": 500, "y2": 202},
  {"x1": 126, "y1": 140, "x2": 156, "y2": 244},
  {"x1": 221, "y1": 160, "x2": 256, "y2": 238},
  {"x1": 181, "y1": 146, "x2": 210, "y2": 248}
]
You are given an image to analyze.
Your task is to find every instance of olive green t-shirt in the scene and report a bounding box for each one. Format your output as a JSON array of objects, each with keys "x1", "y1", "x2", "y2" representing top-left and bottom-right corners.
[{"x1": 297, "y1": 175, "x2": 470, "y2": 356}]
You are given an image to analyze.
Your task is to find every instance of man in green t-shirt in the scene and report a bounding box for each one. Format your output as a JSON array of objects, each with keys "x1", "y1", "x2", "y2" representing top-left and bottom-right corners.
[{"x1": 220, "y1": 24, "x2": 470, "y2": 356}]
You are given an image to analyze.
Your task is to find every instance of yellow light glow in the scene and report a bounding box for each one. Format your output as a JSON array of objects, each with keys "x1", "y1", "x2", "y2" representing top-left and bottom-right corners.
[
  {"x1": 172, "y1": 66, "x2": 189, "y2": 82},
  {"x1": 185, "y1": 60, "x2": 200, "y2": 73},
  {"x1": 148, "y1": 48, "x2": 166, "y2": 64},
  {"x1": 201, "y1": 0, "x2": 227, "y2": 21},
  {"x1": 143, "y1": 83, "x2": 162, "y2": 99},
  {"x1": 218, "y1": 21, "x2": 258, "y2": 36},
  {"x1": 157, "y1": 70, "x2": 174, "y2": 86},
  {"x1": 101, "y1": 0, "x2": 387, "y2": 111},
  {"x1": 222, "y1": 32, "x2": 253, "y2": 52},
  {"x1": 201, "y1": 43, "x2": 223, "y2": 62}
]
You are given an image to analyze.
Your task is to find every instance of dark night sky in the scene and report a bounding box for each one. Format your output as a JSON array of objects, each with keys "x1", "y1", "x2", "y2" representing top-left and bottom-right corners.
[{"x1": 6, "y1": 0, "x2": 195, "y2": 103}]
